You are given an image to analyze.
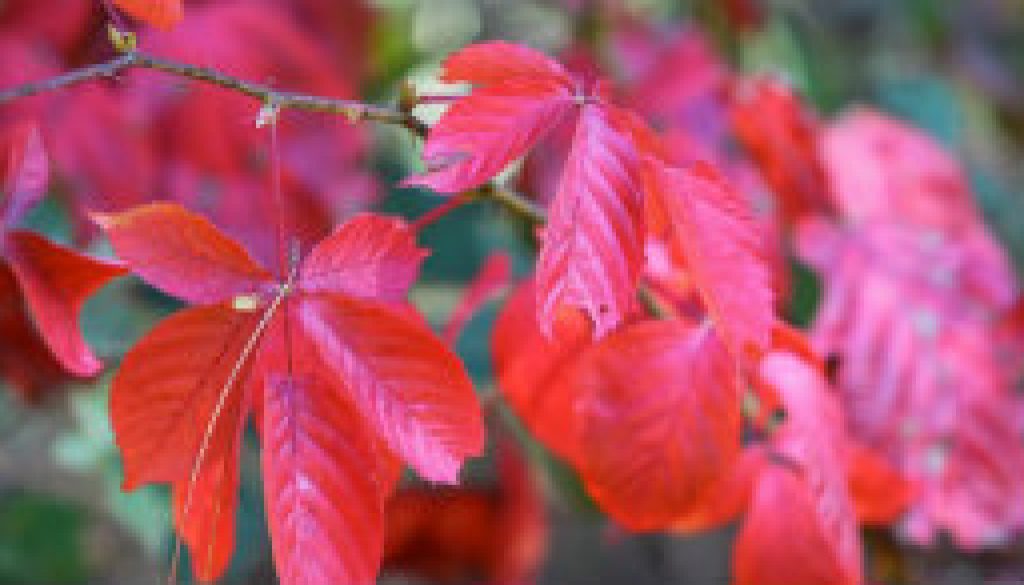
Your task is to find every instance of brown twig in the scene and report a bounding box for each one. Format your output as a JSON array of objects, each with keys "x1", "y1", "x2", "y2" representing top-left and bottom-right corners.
[
  {"x1": 0, "y1": 52, "x2": 428, "y2": 136},
  {"x1": 0, "y1": 51, "x2": 556, "y2": 225}
]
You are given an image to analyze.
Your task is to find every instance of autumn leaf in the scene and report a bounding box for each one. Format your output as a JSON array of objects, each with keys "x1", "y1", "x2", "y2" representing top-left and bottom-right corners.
[
  {"x1": 819, "y1": 109, "x2": 979, "y2": 231},
  {"x1": 571, "y1": 319, "x2": 742, "y2": 530},
  {"x1": 642, "y1": 159, "x2": 774, "y2": 361},
  {"x1": 536, "y1": 104, "x2": 646, "y2": 339},
  {"x1": 735, "y1": 350, "x2": 862, "y2": 585},
  {"x1": 98, "y1": 203, "x2": 483, "y2": 584},
  {"x1": 730, "y1": 75, "x2": 830, "y2": 224},
  {"x1": 410, "y1": 43, "x2": 657, "y2": 337},
  {"x1": 797, "y1": 213, "x2": 1024, "y2": 547},
  {"x1": 492, "y1": 278, "x2": 593, "y2": 464},
  {"x1": 441, "y1": 41, "x2": 574, "y2": 87},
  {"x1": 0, "y1": 122, "x2": 125, "y2": 397},
  {"x1": 112, "y1": 0, "x2": 184, "y2": 30},
  {"x1": 382, "y1": 440, "x2": 547, "y2": 585}
]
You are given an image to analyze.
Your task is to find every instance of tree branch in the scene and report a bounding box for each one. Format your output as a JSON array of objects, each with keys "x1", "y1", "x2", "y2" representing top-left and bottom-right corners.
[
  {"x1": 0, "y1": 51, "x2": 551, "y2": 224},
  {"x1": 0, "y1": 52, "x2": 427, "y2": 136},
  {"x1": 0, "y1": 51, "x2": 671, "y2": 316}
]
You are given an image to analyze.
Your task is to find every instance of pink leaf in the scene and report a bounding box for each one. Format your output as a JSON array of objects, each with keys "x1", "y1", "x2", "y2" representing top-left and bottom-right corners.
[
  {"x1": 536, "y1": 104, "x2": 645, "y2": 339},
  {"x1": 642, "y1": 160, "x2": 774, "y2": 360},
  {"x1": 263, "y1": 372, "x2": 383, "y2": 585},
  {"x1": 737, "y1": 351, "x2": 862, "y2": 585},
  {"x1": 300, "y1": 213, "x2": 426, "y2": 303},
  {"x1": 2, "y1": 122, "x2": 48, "y2": 228},
  {"x1": 734, "y1": 463, "x2": 859, "y2": 585}
]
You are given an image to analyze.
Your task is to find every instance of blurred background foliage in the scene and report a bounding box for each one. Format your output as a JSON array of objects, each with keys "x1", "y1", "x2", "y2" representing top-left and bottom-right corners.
[{"x1": 2, "y1": 0, "x2": 1024, "y2": 583}]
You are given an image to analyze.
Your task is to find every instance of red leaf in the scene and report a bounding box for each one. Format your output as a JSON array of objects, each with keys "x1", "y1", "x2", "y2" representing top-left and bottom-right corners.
[
  {"x1": 730, "y1": 75, "x2": 830, "y2": 224},
  {"x1": 4, "y1": 231, "x2": 125, "y2": 376},
  {"x1": 95, "y1": 203, "x2": 273, "y2": 304},
  {"x1": 493, "y1": 279, "x2": 592, "y2": 463},
  {"x1": 734, "y1": 463, "x2": 859, "y2": 585},
  {"x1": 738, "y1": 351, "x2": 862, "y2": 585},
  {"x1": 172, "y1": 425, "x2": 243, "y2": 581},
  {"x1": 441, "y1": 41, "x2": 572, "y2": 87},
  {"x1": 643, "y1": 159, "x2": 774, "y2": 360},
  {"x1": 572, "y1": 320, "x2": 742, "y2": 530},
  {"x1": 845, "y1": 442, "x2": 914, "y2": 526},
  {"x1": 0, "y1": 264, "x2": 67, "y2": 400},
  {"x1": 263, "y1": 372, "x2": 383, "y2": 585},
  {"x1": 382, "y1": 439, "x2": 548, "y2": 585},
  {"x1": 298, "y1": 294, "x2": 484, "y2": 484},
  {"x1": 113, "y1": 0, "x2": 183, "y2": 29},
  {"x1": 670, "y1": 445, "x2": 766, "y2": 533},
  {"x1": 2, "y1": 122, "x2": 47, "y2": 227},
  {"x1": 536, "y1": 104, "x2": 645, "y2": 338},
  {"x1": 111, "y1": 304, "x2": 258, "y2": 490},
  {"x1": 299, "y1": 213, "x2": 426, "y2": 302},
  {"x1": 45, "y1": 85, "x2": 158, "y2": 217},
  {"x1": 106, "y1": 207, "x2": 484, "y2": 583},
  {"x1": 405, "y1": 78, "x2": 576, "y2": 193}
]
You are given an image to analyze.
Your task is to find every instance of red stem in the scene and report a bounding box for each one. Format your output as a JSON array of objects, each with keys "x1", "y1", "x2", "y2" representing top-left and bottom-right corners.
[{"x1": 411, "y1": 195, "x2": 468, "y2": 231}]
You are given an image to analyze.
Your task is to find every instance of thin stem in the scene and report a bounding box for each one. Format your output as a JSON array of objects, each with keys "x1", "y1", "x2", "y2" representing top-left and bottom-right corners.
[
  {"x1": 479, "y1": 184, "x2": 547, "y2": 225},
  {"x1": 411, "y1": 195, "x2": 469, "y2": 231}
]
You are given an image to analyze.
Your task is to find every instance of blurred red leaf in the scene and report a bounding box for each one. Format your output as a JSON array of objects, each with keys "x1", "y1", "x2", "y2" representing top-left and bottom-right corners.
[
  {"x1": 797, "y1": 214, "x2": 1024, "y2": 548},
  {"x1": 113, "y1": 0, "x2": 184, "y2": 30},
  {"x1": 730, "y1": 75, "x2": 831, "y2": 224},
  {"x1": 136, "y1": 0, "x2": 374, "y2": 265},
  {"x1": 0, "y1": 123, "x2": 125, "y2": 393},
  {"x1": 382, "y1": 441, "x2": 548, "y2": 585},
  {"x1": 493, "y1": 278, "x2": 592, "y2": 464},
  {"x1": 736, "y1": 351, "x2": 863, "y2": 585},
  {"x1": 845, "y1": 442, "x2": 916, "y2": 526},
  {"x1": 820, "y1": 109, "x2": 979, "y2": 232},
  {"x1": 670, "y1": 445, "x2": 767, "y2": 533}
]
